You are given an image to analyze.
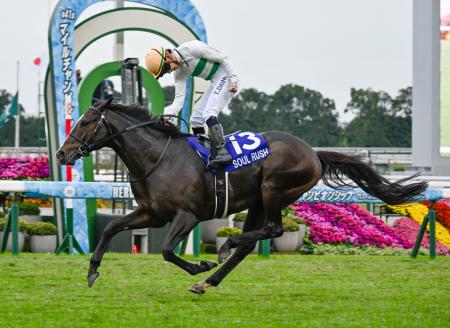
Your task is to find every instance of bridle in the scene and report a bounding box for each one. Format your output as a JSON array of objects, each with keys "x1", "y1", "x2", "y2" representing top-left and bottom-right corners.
[
  {"x1": 69, "y1": 106, "x2": 118, "y2": 158},
  {"x1": 68, "y1": 104, "x2": 188, "y2": 182}
]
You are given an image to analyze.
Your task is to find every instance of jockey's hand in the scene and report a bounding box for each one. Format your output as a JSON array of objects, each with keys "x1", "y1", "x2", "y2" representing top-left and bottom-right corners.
[
  {"x1": 160, "y1": 116, "x2": 171, "y2": 125},
  {"x1": 229, "y1": 81, "x2": 238, "y2": 94}
]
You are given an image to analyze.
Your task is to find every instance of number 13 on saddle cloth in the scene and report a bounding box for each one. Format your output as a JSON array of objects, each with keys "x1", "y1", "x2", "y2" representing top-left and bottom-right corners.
[{"x1": 187, "y1": 131, "x2": 270, "y2": 173}]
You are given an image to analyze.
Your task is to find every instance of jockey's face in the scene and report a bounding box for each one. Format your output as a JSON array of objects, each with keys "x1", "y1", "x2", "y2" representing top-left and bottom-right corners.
[
  {"x1": 157, "y1": 51, "x2": 181, "y2": 79},
  {"x1": 165, "y1": 52, "x2": 181, "y2": 72}
]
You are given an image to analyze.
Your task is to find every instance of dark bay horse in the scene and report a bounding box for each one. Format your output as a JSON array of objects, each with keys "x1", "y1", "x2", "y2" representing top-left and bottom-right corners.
[{"x1": 56, "y1": 98, "x2": 427, "y2": 294}]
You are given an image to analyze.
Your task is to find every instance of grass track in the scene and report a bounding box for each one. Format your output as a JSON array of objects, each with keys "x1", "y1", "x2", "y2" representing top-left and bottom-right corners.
[{"x1": 0, "y1": 253, "x2": 449, "y2": 327}]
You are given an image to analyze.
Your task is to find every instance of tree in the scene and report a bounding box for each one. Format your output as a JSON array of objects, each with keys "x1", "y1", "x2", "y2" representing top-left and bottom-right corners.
[
  {"x1": 220, "y1": 84, "x2": 343, "y2": 146},
  {"x1": 270, "y1": 84, "x2": 342, "y2": 146},
  {"x1": 343, "y1": 87, "x2": 412, "y2": 147},
  {"x1": 0, "y1": 89, "x2": 45, "y2": 147},
  {"x1": 384, "y1": 87, "x2": 412, "y2": 147},
  {"x1": 220, "y1": 88, "x2": 273, "y2": 133}
]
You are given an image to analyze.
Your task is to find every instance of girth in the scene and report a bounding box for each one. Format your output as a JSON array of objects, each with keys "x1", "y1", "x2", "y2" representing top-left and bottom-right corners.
[{"x1": 213, "y1": 167, "x2": 229, "y2": 218}]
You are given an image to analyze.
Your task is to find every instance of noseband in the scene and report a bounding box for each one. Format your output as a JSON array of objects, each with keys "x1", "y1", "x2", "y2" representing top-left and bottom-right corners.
[{"x1": 69, "y1": 107, "x2": 119, "y2": 158}]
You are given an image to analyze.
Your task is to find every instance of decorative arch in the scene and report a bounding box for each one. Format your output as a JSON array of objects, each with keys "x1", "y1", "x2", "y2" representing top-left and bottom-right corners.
[{"x1": 46, "y1": 0, "x2": 208, "y2": 252}]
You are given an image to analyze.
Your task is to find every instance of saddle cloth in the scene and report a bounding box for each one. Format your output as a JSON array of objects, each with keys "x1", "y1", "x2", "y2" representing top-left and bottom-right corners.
[{"x1": 187, "y1": 131, "x2": 270, "y2": 172}]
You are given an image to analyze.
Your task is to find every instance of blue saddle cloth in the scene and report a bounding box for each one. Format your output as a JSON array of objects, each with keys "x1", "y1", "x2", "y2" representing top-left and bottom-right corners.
[{"x1": 187, "y1": 131, "x2": 270, "y2": 172}]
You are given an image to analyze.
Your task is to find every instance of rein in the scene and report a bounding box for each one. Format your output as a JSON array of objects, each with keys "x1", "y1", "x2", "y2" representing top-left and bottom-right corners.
[
  {"x1": 128, "y1": 136, "x2": 172, "y2": 183},
  {"x1": 68, "y1": 106, "x2": 189, "y2": 182}
]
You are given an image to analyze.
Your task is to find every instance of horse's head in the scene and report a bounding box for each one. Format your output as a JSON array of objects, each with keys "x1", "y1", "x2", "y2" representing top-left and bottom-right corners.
[{"x1": 56, "y1": 97, "x2": 113, "y2": 165}]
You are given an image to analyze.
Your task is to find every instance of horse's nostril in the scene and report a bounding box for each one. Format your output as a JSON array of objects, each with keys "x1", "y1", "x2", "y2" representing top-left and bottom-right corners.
[{"x1": 56, "y1": 150, "x2": 65, "y2": 161}]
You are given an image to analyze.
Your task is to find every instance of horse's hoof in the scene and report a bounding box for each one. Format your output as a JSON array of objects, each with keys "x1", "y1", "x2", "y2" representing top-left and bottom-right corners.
[
  {"x1": 200, "y1": 260, "x2": 218, "y2": 271},
  {"x1": 189, "y1": 284, "x2": 205, "y2": 295},
  {"x1": 189, "y1": 281, "x2": 211, "y2": 295},
  {"x1": 218, "y1": 246, "x2": 232, "y2": 263},
  {"x1": 87, "y1": 272, "x2": 100, "y2": 288}
]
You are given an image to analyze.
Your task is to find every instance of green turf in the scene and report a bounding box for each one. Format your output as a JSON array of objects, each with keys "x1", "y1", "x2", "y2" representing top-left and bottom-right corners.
[{"x1": 0, "y1": 253, "x2": 449, "y2": 328}]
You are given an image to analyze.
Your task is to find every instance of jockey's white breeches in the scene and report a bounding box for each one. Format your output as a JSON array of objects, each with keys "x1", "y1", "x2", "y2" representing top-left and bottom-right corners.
[{"x1": 190, "y1": 67, "x2": 233, "y2": 128}]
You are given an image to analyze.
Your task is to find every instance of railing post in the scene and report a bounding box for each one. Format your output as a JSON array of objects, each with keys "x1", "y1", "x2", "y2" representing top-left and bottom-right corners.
[
  {"x1": 0, "y1": 193, "x2": 20, "y2": 255},
  {"x1": 56, "y1": 199, "x2": 84, "y2": 254},
  {"x1": 411, "y1": 215, "x2": 429, "y2": 258},
  {"x1": 429, "y1": 204, "x2": 436, "y2": 259},
  {"x1": 11, "y1": 200, "x2": 19, "y2": 255},
  {"x1": 193, "y1": 224, "x2": 201, "y2": 257},
  {"x1": 259, "y1": 239, "x2": 270, "y2": 257},
  {"x1": 411, "y1": 201, "x2": 436, "y2": 259}
]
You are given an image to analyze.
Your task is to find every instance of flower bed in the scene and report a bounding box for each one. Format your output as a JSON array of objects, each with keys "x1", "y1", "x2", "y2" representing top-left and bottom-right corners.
[
  {"x1": 0, "y1": 156, "x2": 49, "y2": 180},
  {"x1": 435, "y1": 199, "x2": 450, "y2": 231},
  {"x1": 290, "y1": 202, "x2": 413, "y2": 249},
  {"x1": 23, "y1": 198, "x2": 52, "y2": 208},
  {"x1": 388, "y1": 203, "x2": 450, "y2": 248},
  {"x1": 392, "y1": 218, "x2": 449, "y2": 255}
]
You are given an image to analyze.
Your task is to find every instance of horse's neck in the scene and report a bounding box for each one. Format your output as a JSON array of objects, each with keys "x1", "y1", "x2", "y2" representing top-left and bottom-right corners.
[{"x1": 110, "y1": 122, "x2": 164, "y2": 178}]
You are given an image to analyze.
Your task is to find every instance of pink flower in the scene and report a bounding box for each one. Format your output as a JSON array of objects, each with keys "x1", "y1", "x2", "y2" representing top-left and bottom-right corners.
[{"x1": 291, "y1": 202, "x2": 415, "y2": 249}]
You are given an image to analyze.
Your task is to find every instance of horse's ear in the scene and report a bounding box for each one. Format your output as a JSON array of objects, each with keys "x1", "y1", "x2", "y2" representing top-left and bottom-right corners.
[
  {"x1": 93, "y1": 96, "x2": 114, "y2": 110},
  {"x1": 104, "y1": 95, "x2": 113, "y2": 107}
]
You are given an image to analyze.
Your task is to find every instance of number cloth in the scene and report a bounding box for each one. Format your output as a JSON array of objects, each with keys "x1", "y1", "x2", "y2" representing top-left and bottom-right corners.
[{"x1": 187, "y1": 131, "x2": 270, "y2": 173}]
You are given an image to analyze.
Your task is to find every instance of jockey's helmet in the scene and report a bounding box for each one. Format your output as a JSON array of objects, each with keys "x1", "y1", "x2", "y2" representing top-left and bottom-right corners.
[{"x1": 145, "y1": 47, "x2": 167, "y2": 79}]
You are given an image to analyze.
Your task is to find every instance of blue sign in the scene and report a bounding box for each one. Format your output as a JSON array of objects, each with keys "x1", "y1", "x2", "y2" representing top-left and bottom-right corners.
[
  {"x1": 48, "y1": 0, "x2": 207, "y2": 252},
  {"x1": 20, "y1": 181, "x2": 444, "y2": 203},
  {"x1": 297, "y1": 186, "x2": 444, "y2": 203}
]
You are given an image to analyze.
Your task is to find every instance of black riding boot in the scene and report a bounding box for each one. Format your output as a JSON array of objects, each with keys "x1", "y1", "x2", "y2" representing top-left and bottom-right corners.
[
  {"x1": 206, "y1": 117, "x2": 232, "y2": 167},
  {"x1": 192, "y1": 127, "x2": 206, "y2": 136}
]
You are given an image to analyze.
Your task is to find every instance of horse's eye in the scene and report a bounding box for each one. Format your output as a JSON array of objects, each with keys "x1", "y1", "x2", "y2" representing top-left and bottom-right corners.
[{"x1": 80, "y1": 120, "x2": 89, "y2": 126}]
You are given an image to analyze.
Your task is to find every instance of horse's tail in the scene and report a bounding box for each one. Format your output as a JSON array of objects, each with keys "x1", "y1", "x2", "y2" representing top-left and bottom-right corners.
[{"x1": 316, "y1": 151, "x2": 428, "y2": 205}]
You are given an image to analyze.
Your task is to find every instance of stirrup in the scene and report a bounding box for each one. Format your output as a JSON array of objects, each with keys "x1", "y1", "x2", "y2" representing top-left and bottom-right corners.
[{"x1": 207, "y1": 156, "x2": 232, "y2": 169}]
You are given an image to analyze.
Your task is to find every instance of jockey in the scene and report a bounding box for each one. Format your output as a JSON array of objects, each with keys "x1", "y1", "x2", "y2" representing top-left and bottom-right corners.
[{"x1": 145, "y1": 40, "x2": 238, "y2": 167}]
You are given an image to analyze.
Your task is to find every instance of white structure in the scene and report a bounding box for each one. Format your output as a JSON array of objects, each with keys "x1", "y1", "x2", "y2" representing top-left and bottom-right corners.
[{"x1": 412, "y1": 0, "x2": 450, "y2": 175}]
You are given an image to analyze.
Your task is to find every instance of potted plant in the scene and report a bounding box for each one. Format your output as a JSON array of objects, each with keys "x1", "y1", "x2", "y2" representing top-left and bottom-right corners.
[
  {"x1": 282, "y1": 208, "x2": 307, "y2": 248},
  {"x1": 216, "y1": 227, "x2": 242, "y2": 253},
  {"x1": 19, "y1": 202, "x2": 41, "y2": 223},
  {"x1": 233, "y1": 212, "x2": 246, "y2": 229},
  {"x1": 201, "y1": 217, "x2": 229, "y2": 243},
  {"x1": 27, "y1": 222, "x2": 57, "y2": 253},
  {"x1": 273, "y1": 217, "x2": 299, "y2": 252},
  {"x1": 291, "y1": 215, "x2": 307, "y2": 248},
  {"x1": 0, "y1": 217, "x2": 27, "y2": 251}
]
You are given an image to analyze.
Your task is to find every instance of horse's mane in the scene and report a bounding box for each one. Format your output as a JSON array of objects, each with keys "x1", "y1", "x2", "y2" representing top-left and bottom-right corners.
[{"x1": 106, "y1": 103, "x2": 189, "y2": 138}]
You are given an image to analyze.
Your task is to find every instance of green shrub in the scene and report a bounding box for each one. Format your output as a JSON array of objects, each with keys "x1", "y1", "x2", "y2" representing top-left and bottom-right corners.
[
  {"x1": 26, "y1": 222, "x2": 57, "y2": 236},
  {"x1": 216, "y1": 226, "x2": 242, "y2": 237},
  {"x1": 301, "y1": 243, "x2": 409, "y2": 256},
  {"x1": 282, "y1": 218, "x2": 299, "y2": 232},
  {"x1": 233, "y1": 212, "x2": 246, "y2": 222},
  {"x1": 281, "y1": 207, "x2": 304, "y2": 224},
  {"x1": 0, "y1": 211, "x2": 5, "y2": 219},
  {"x1": 19, "y1": 202, "x2": 40, "y2": 216},
  {"x1": 0, "y1": 218, "x2": 28, "y2": 232}
]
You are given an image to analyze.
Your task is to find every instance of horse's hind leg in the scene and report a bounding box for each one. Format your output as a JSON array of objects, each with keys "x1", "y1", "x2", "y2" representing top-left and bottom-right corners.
[
  {"x1": 161, "y1": 210, "x2": 218, "y2": 275},
  {"x1": 217, "y1": 190, "x2": 283, "y2": 263},
  {"x1": 88, "y1": 208, "x2": 152, "y2": 287},
  {"x1": 190, "y1": 205, "x2": 264, "y2": 294}
]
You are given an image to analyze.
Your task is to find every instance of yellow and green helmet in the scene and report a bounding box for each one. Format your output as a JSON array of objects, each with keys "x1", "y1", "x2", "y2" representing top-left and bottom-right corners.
[{"x1": 145, "y1": 47, "x2": 165, "y2": 78}]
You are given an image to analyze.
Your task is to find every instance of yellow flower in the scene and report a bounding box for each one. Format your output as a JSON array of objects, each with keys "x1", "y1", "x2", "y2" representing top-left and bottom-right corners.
[{"x1": 388, "y1": 203, "x2": 450, "y2": 248}]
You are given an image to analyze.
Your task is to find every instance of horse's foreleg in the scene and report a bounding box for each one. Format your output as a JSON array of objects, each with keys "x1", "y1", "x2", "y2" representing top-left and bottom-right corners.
[
  {"x1": 190, "y1": 206, "x2": 264, "y2": 294},
  {"x1": 88, "y1": 208, "x2": 151, "y2": 287},
  {"x1": 161, "y1": 210, "x2": 217, "y2": 275}
]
